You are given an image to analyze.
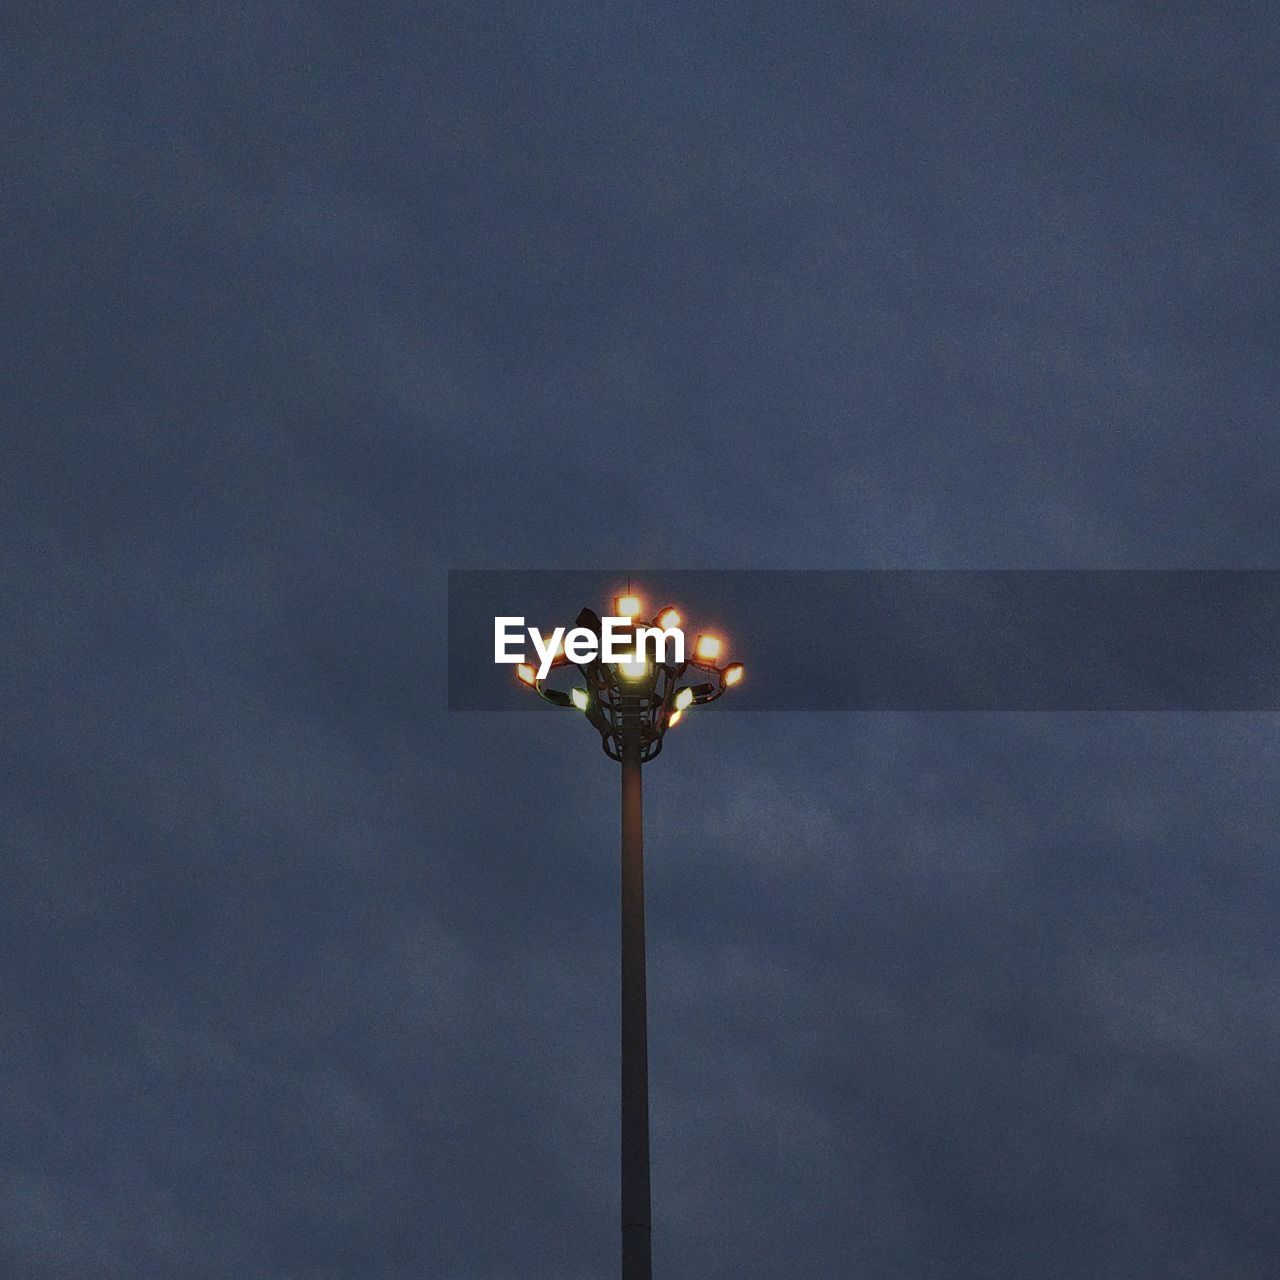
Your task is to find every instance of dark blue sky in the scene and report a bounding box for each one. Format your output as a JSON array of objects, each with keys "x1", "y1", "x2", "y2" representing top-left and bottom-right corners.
[{"x1": 5, "y1": 3, "x2": 1280, "y2": 1277}]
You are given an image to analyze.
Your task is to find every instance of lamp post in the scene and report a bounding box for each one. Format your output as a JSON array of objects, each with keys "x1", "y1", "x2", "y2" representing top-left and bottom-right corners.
[{"x1": 516, "y1": 592, "x2": 744, "y2": 1280}]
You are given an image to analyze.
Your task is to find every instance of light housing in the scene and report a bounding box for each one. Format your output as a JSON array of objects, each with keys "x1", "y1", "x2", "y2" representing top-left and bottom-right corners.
[
  {"x1": 618, "y1": 653, "x2": 649, "y2": 680},
  {"x1": 656, "y1": 606, "x2": 682, "y2": 630},
  {"x1": 615, "y1": 594, "x2": 643, "y2": 620},
  {"x1": 723, "y1": 662, "x2": 744, "y2": 687},
  {"x1": 694, "y1": 634, "x2": 722, "y2": 662},
  {"x1": 517, "y1": 663, "x2": 537, "y2": 687},
  {"x1": 571, "y1": 687, "x2": 590, "y2": 712},
  {"x1": 675, "y1": 686, "x2": 694, "y2": 711}
]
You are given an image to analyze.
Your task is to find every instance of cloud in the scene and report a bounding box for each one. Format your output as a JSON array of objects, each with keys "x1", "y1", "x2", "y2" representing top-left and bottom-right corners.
[{"x1": 5, "y1": 1, "x2": 1279, "y2": 1275}]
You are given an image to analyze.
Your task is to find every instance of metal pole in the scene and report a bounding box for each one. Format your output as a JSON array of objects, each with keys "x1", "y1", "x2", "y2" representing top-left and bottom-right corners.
[{"x1": 620, "y1": 699, "x2": 651, "y2": 1280}]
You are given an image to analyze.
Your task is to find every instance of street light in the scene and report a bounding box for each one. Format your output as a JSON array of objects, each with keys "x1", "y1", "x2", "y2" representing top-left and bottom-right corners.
[
  {"x1": 516, "y1": 592, "x2": 743, "y2": 1280},
  {"x1": 693, "y1": 633, "x2": 722, "y2": 664}
]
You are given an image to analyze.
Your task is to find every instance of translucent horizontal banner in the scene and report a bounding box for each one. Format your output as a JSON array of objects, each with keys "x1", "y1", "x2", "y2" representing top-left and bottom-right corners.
[{"x1": 448, "y1": 570, "x2": 1280, "y2": 711}]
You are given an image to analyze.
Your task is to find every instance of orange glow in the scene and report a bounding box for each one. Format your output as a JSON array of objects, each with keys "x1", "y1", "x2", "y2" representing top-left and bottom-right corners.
[
  {"x1": 517, "y1": 663, "x2": 537, "y2": 686},
  {"x1": 723, "y1": 662, "x2": 744, "y2": 686},
  {"x1": 694, "y1": 634, "x2": 722, "y2": 662},
  {"x1": 615, "y1": 594, "x2": 643, "y2": 619},
  {"x1": 656, "y1": 606, "x2": 682, "y2": 630}
]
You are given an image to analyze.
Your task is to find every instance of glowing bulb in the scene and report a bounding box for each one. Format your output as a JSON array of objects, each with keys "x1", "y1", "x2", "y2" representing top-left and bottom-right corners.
[
  {"x1": 694, "y1": 634, "x2": 722, "y2": 662},
  {"x1": 571, "y1": 687, "x2": 589, "y2": 711},
  {"x1": 675, "y1": 686, "x2": 694, "y2": 711},
  {"x1": 618, "y1": 653, "x2": 648, "y2": 680},
  {"x1": 656, "y1": 606, "x2": 682, "y2": 629},
  {"x1": 668, "y1": 706, "x2": 683, "y2": 727},
  {"x1": 517, "y1": 663, "x2": 537, "y2": 687},
  {"x1": 723, "y1": 662, "x2": 744, "y2": 687},
  {"x1": 615, "y1": 594, "x2": 642, "y2": 620}
]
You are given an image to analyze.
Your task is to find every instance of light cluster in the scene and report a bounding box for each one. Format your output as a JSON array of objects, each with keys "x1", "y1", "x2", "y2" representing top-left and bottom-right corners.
[{"x1": 515, "y1": 591, "x2": 744, "y2": 762}]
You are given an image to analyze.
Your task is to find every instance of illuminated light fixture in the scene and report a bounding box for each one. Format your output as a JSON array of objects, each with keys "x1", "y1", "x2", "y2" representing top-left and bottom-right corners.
[
  {"x1": 618, "y1": 652, "x2": 649, "y2": 680},
  {"x1": 694, "y1": 634, "x2": 722, "y2": 662},
  {"x1": 508, "y1": 586, "x2": 743, "y2": 1275}
]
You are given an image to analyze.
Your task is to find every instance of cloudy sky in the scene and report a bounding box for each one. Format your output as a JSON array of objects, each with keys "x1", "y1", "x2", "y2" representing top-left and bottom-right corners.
[{"x1": 5, "y1": 3, "x2": 1280, "y2": 1277}]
